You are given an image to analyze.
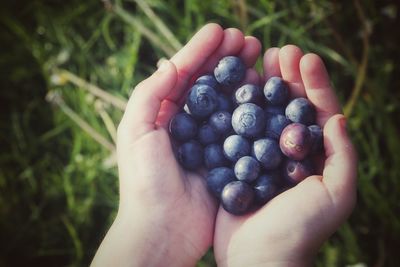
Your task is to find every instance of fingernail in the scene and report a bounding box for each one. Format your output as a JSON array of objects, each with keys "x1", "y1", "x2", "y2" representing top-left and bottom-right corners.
[
  {"x1": 339, "y1": 116, "x2": 347, "y2": 130},
  {"x1": 157, "y1": 59, "x2": 170, "y2": 72}
]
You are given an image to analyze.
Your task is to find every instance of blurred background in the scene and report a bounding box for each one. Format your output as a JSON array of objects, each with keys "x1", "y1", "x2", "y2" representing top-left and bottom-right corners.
[{"x1": 1, "y1": 0, "x2": 399, "y2": 266}]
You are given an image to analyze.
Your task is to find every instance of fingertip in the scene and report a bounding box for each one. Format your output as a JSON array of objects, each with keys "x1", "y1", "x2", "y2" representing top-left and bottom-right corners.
[
  {"x1": 279, "y1": 44, "x2": 304, "y2": 82},
  {"x1": 263, "y1": 47, "x2": 281, "y2": 80},
  {"x1": 239, "y1": 36, "x2": 261, "y2": 67},
  {"x1": 300, "y1": 53, "x2": 330, "y2": 89}
]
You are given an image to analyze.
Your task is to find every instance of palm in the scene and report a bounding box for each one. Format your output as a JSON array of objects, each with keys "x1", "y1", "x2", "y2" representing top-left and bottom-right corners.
[
  {"x1": 126, "y1": 128, "x2": 217, "y2": 257},
  {"x1": 214, "y1": 46, "x2": 357, "y2": 266}
]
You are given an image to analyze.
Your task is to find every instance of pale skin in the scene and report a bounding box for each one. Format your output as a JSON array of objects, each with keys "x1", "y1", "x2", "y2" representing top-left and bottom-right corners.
[{"x1": 91, "y1": 23, "x2": 357, "y2": 267}]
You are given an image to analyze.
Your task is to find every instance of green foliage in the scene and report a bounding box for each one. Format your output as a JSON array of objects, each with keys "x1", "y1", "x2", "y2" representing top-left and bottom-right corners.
[{"x1": 1, "y1": 0, "x2": 399, "y2": 266}]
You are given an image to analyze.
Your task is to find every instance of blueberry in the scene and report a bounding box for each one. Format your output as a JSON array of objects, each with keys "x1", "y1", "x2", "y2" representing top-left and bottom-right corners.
[
  {"x1": 234, "y1": 156, "x2": 260, "y2": 183},
  {"x1": 177, "y1": 140, "x2": 203, "y2": 170},
  {"x1": 221, "y1": 181, "x2": 255, "y2": 215},
  {"x1": 217, "y1": 93, "x2": 234, "y2": 112},
  {"x1": 169, "y1": 113, "x2": 198, "y2": 142},
  {"x1": 265, "y1": 105, "x2": 285, "y2": 116},
  {"x1": 253, "y1": 172, "x2": 280, "y2": 205},
  {"x1": 198, "y1": 124, "x2": 220, "y2": 145},
  {"x1": 285, "y1": 97, "x2": 316, "y2": 125},
  {"x1": 232, "y1": 103, "x2": 266, "y2": 138},
  {"x1": 280, "y1": 123, "x2": 312, "y2": 160},
  {"x1": 252, "y1": 138, "x2": 283, "y2": 170},
  {"x1": 283, "y1": 158, "x2": 314, "y2": 184},
  {"x1": 204, "y1": 144, "x2": 230, "y2": 169},
  {"x1": 234, "y1": 84, "x2": 263, "y2": 105},
  {"x1": 196, "y1": 74, "x2": 219, "y2": 88},
  {"x1": 209, "y1": 111, "x2": 232, "y2": 136},
  {"x1": 223, "y1": 135, "x2": 251, "y2": 162},
  {"x1": 265, "y1": 114, "x2": 291, "y2": 140},
  {"x1": 263, "y1": 77, "x2": 289, "y2": 105},
  {"x1": 214, "y1": 56, "x2": 246, "y2": 87},
  {"x1": 206, "y1": 167, "x2": 236, "y2": 198},
  {"x1": 308, "y1": 124, "x2": 324, "y2": 154},
  {"x1": 186, "y1": 84, "x2": 218, "y2": 119}
]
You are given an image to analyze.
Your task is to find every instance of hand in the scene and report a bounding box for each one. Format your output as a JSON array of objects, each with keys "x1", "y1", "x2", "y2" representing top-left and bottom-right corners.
[
  {"x1": 91, "y1": 23, "x2": 261, "y2": 267},
  {"x1": 214, "y1": 45, "x2": 358, "y2": 267}
]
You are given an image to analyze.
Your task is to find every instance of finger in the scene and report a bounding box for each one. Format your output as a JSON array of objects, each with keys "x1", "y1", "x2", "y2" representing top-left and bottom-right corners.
[
  {"x1": 194, "y1": 28, "x2": 245, "y2": 79},
  {"x1": 118, "y1": 61, "x2": 177, "y2": 140},
  {"x1": 241, "y1": 68, "x2": 261, "y2": 86},
  {"x1": 238, "y1": 36, "x2": 262, "y2": 67},
  {"x1": 300, "y1": 53, "x2": 341, "y2": 126},
  {"x1": 168, "y1": 23, "x2": 224, "y2": 102},
  {"x1": 279, "y1": 45, "x2": 306, "y2": 98},
  {"x1": 322, "y1": 114, "x2": 357, "y2": 216},
  {"x1": 263, "y1": 47, "x2": 281, "y2": 80}
]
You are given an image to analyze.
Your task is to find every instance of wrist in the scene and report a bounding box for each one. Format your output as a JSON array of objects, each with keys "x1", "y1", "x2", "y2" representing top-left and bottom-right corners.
[{"x1": 115, "y1": 209, "x2": 200, "y2": 267}]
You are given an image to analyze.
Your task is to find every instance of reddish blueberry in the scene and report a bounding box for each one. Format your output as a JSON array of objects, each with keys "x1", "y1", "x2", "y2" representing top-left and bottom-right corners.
[
  {"x1": 283, "y1": 158, "x2": 314, "y2": 184},
  {"x1": 280, "y1": 123, "x2": 312, "y2": 160}
]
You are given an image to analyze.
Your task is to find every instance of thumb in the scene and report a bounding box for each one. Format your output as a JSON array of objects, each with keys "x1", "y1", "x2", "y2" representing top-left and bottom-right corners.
[
  {"x1": 118, "y1": 60, "x2": 178, "y2": 142},
  {"x1": 322, "y1": 114, "x2": 358, "y2": 218}
]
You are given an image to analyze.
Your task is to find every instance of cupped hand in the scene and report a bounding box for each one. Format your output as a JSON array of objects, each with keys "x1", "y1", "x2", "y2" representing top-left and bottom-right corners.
[
  {"x1": 214, "y1": 45, "x2": 358, "y2": 267},
  {"x1": 91, "y1": 23, "x2": 261, "y2": 267}
]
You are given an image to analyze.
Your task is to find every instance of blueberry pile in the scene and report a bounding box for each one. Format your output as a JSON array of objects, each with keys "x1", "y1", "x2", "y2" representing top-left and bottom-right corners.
[{"x1": 169, "y1": 56, "x2": 324, "y2": 215}]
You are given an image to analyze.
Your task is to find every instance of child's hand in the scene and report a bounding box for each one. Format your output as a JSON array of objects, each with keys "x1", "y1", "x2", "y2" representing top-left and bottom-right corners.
[
  {"x1": 213, "y1": 45, "x2": 357, "y2": 267},
  {"x1": 91, "y1": 23, "x2": 261, "y2": 267}
]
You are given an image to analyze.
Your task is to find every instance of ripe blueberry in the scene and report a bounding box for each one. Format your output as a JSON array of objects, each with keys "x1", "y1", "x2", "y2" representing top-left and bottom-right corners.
[
  {"x1": 252, "y1": 138, "x2": 283, "y2": 170},
  {"x1": 177, "y1": 140, "x2": 203, "y2": 170},
  {"x1": 265, "y1": 114, "x2": 291, "y2": 140},
  {"x1": 221, "y1": 181, "x2": 255, "y2": 215},
  {"x1": 232, "y1": 103, "x2": 266, "y2": 138},
  {"x1": 308, "y1": 124, "x2": 324, "y2": 154},
  {"x1": 196, "y1": 74, "x2": 219, "y2": 88},
  {"x1": 234, "y1": 156, "x2": 260, "y2": 183},
  {"x1": 285, "y1": 97, "x2": 316, "y2": 125},
  {"x1": 206, "y1": 167, "x2": 236, "y2": 198},
  {"x1": 169, "y1": 113, "x2": 198, "y2": 142},
  {"x1": 263, "y1": 77, "x2": 289, "y2": 105},
  {"x1": 223, "y1": 135, "x2": 251, "y2": 162},
  {"x1": 204, "y1": 144, "x2": 229, "y2": 169},
  {"x1": 254, "y1": 172, "x2": 280, "y2": 205},
  {"x1": 186, "y1": 84, "x2": 218, "y2": 119},
  {"x1": 214, "y1": 56, "x2": 246, "y2": 87},
  {"x1": 234, "y1": 84, "x2": 263, "y2": 105},
  {"x1": 209, "y1": 111, "x2": 233, "y2": 136},
  {"x1": 197, "y1": 124, "x2": 220, "y2": 145}
]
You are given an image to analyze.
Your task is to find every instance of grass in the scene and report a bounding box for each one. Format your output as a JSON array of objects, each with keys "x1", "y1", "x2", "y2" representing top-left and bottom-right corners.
[{"x1": 1, "y1": 0, "x2": 399, "y2": 266}]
